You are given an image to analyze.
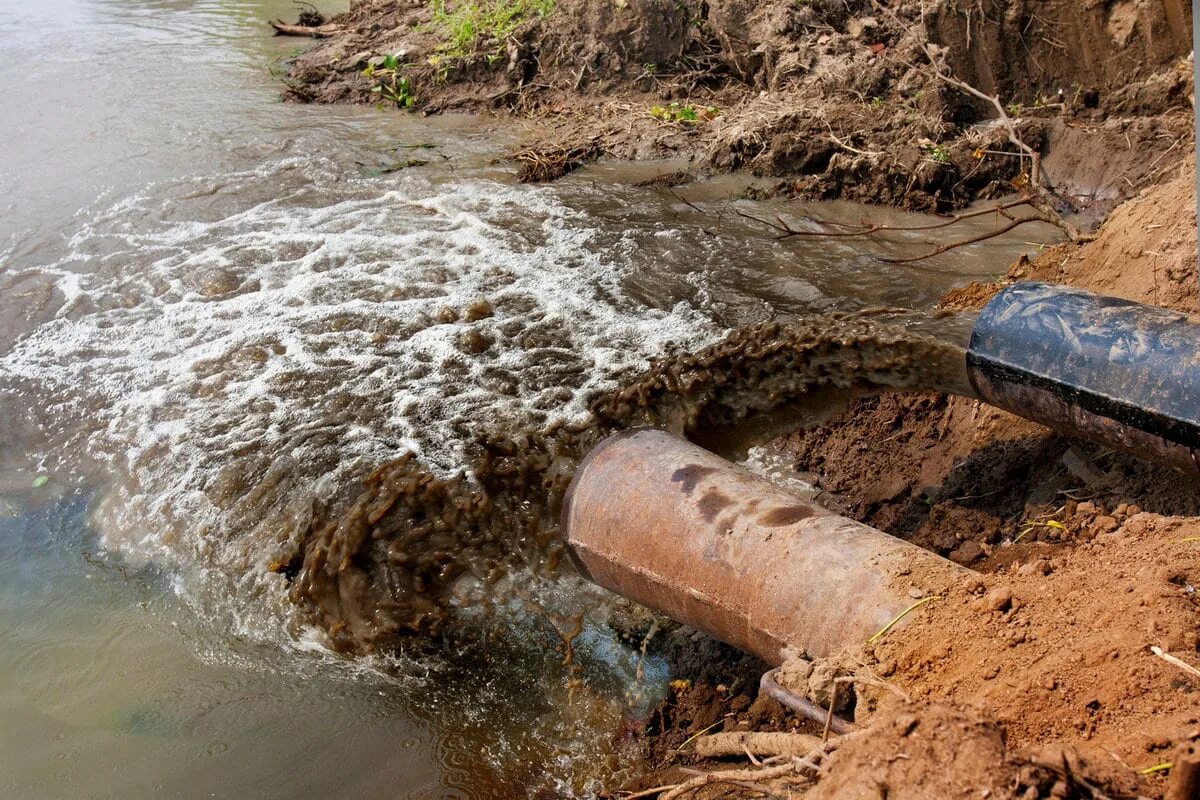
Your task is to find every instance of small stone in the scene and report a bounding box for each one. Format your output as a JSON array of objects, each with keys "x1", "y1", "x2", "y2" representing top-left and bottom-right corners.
[
  {"x1": 949, "y1": 540, "x2": 985, "y2": 565},
  {"x1": 847, "y1": 15, "x2": 878, "y2": 38},
  {"x1": 1094, "y1": 515, "x2": 1119, "y2": 534},
  {"x1": 896, "y1": 714, "x2": 919, "y2": 736},
  {"x1": 1017, "y1": 558, "x2": 1052, "y2": 577},
  {"x1": 1077, "y1": 501, "x2": 1097, "y2": 516},
  {"x1": 960, "y1": 576, "x2": 986, "y2": 594},
  {"x1": 985, "y1": 587, "x2": 1013, "y2": 612},
  {"x1": 1123, "y1": 512, "x2": 1154, "y2": 535}
]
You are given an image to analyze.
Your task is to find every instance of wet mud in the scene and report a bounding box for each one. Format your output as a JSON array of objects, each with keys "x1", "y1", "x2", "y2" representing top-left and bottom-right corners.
[{"x1": 290, "y1": 311, "x2": 972, "y2": 652}]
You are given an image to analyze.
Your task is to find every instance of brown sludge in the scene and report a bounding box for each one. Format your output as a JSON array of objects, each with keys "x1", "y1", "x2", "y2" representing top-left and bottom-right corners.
[{"x1": 288, "y1": 312, "x2": 971, "y2": 652}]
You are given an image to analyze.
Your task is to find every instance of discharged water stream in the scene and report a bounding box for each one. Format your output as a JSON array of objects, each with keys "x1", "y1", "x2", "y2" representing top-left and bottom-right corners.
[{"x1": 0, "y1": 0, "x2": 1060, "y2": 796}]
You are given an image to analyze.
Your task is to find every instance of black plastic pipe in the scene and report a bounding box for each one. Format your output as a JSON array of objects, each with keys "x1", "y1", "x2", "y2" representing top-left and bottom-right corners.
[{"x1": 966, "y1": 281, "x2": 1200, "y2": 473}]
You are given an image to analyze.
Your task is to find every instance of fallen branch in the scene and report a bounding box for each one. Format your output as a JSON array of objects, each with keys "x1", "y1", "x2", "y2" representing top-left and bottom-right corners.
[
  {"x1": 877, "y1": 216, "x2": 1047, "y2": 263},
  {"x1": 736, "y1": 197, "x2": 1031, "y2": 240},
  {"x1": 736, "y1": 203, "x2": 1060, "y2": 264},
  {"x1": 268, "y1": 19, "x2": 340, "y2": 37}
]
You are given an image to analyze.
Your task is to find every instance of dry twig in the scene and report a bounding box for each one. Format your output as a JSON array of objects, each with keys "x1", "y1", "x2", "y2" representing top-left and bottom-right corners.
[{"x1": 1151, "y1": 645, "x2": 1200, "y2": 680}]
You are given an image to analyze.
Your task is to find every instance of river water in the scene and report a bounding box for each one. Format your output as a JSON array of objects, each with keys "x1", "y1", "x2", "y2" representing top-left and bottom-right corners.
[{"x1": 0, "y1": 0, "x2": 1059, "y2": 796}]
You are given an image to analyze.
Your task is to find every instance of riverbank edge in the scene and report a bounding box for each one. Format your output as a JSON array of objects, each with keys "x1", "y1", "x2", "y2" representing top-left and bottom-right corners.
[{"x1": 278, "y1": 0, "x2": 1193, "y2": 220}]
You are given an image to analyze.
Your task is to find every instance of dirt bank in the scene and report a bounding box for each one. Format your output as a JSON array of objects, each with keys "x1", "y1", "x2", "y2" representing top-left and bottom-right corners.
[{"x1": 281, "y1": 0, "x2": 1193, "y2": 215}]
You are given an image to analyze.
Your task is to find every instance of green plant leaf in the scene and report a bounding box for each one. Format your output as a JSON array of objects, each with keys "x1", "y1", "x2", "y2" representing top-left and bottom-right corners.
[{"x1": 32, "y1": 475, "x2": 49, "y2": 488}]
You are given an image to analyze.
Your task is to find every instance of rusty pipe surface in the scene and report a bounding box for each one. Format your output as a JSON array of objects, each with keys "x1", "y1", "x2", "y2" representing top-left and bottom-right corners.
[
  {"x1": 561, "y1": 428, "x2": 967, "y2": 665},
  {"x1": 967, "y1": 282, "x2": 1200, "y2": 473}
]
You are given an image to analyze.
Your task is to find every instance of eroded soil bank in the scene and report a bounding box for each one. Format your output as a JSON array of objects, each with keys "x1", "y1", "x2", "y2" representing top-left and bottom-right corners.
[
  {"x1": 272, "y1": 0, "x2": 1200, "y2": 796},
  {"x1": 282, "y1": 0, "x2": 1192, "y2": 218}
]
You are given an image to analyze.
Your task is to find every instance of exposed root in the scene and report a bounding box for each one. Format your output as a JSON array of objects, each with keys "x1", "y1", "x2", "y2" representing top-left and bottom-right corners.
[
  {"x1": 692, "y1": 731, "x2": 823, "y2": 760},
  {"x1": 873, "y1": 0, "x2": 1088, "y2": 241},
  {"x1": 623, "y1": 750, "x2": 827, "y2": 799},
  {"x1": 1150, "y1": 645, "x2": 1200, "y2": 681}
]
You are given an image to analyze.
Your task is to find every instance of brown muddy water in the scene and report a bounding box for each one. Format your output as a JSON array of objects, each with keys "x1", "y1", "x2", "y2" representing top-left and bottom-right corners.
[{"x1": 0, "y1": 0, "x2": 1061, "y2": 796}]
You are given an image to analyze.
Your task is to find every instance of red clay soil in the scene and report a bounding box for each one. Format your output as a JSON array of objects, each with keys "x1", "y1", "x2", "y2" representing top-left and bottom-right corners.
[
  {"x1": 747, "y1": 157, "x2": 1200, "y2": 799},
  {"x1": 616, "y1": 158, "x2": 1200, "y2": 800}
]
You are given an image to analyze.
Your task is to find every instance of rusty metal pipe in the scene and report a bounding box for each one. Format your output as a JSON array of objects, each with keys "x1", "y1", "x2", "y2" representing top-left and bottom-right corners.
[
  {"x1": 967, "y1": 282, "x2": 1200, "y2": 473},
  {"x1": 561, "y1": 428, "x2": 967, "y2": 665}
]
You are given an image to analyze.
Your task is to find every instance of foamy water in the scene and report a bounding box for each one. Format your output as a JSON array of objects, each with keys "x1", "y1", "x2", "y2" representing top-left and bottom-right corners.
[{"x1": 1, "y1": 157, "x2": 722, "y2": 644}]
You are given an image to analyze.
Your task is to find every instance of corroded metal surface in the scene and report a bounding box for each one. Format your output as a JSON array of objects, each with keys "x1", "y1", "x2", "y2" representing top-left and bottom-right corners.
[
  {"x1": 561, "y1": 429, "x2": 966, "y2": 664},
  {"x1": 968, "y1": 282, "x2": 1200, "y2": 473}
]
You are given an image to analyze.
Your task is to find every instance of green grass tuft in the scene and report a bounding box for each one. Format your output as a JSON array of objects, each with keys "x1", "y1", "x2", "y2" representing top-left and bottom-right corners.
[{"x1": 429, "y1": 0, "x2": 556, "y2": 59}]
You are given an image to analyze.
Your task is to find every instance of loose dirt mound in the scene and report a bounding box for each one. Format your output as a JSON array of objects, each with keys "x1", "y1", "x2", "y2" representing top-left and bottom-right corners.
[
  {"x1": 872, "y1": 516, "x2": 1200, "y2": 769},
  {"x1": 812, "y1": 704, "x2": 1142, "y2": 800}
]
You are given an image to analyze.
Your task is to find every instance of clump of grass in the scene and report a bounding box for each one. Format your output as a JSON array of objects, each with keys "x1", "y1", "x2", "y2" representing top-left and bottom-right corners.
[
  {"x1": 362, "y1": 54, "x2": 416, "y2": 108},
  {"x1": 650, "y1": 102, "x2": 719, "y2": 124},
  {"x1": 429, "y1": 0, "x2": 555, "y2": 60},
  {"x1": 927, "y1": 143, "x2": 951, "y2": 164}
]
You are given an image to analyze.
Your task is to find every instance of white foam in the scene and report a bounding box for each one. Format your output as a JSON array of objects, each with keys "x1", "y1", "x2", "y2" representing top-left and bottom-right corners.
[{"x1": 0, "y1": 157, "x2": 724, "y2": 641}]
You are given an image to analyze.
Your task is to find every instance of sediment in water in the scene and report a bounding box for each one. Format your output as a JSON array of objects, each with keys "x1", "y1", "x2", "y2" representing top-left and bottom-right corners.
[{"x1": 291, "y1": 311, "x2": 972, "y2": 652}]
